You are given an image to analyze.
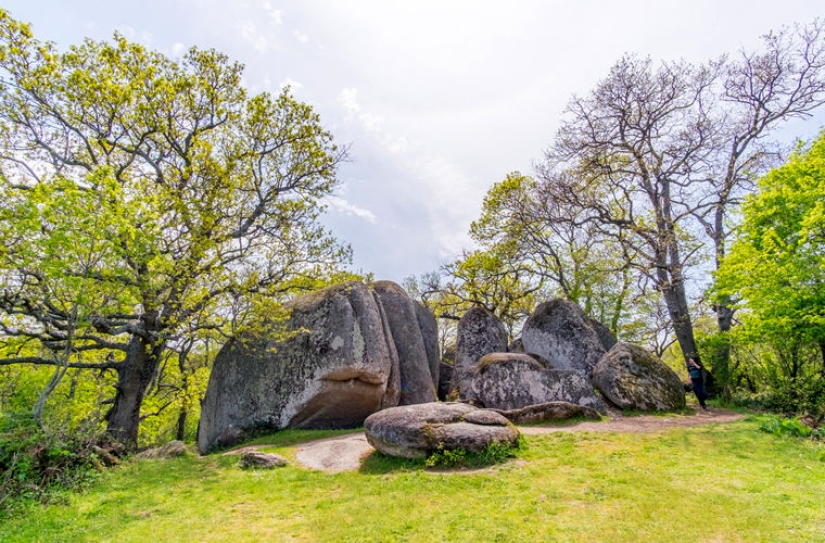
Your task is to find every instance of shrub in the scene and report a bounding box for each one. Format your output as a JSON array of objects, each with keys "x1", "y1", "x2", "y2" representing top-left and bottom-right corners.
[
  {"x1": 0, "y1": 412, "x2": 120, "y2": 512},
  {"x1": 424, "y1": 438, "x2": 522, "y2": 469}
]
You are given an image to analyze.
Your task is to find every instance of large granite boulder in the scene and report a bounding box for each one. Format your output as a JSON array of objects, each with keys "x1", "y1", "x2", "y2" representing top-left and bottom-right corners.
[
  {"x1": 364, "y1": 402, "x2": 519, "y2": 459},
  {"x1": 373, "y1": 281, "x2": 436, "y2": 405},
  {"x1": 587, "y1": 317, "x2": 616, "y2": 351},
  {"x1": 455, "y1": 307, "x2": 508, "y2": 402},
  {"x1": 198, "y1": 281, "x2": 401, "y2": 454},
  {"x1": 471, "y1": 353, "x2": 606, "y2": 413},
  {"x1": 414, "y1": 301, "x2": 441, "y2": 395},
  {"x1": 591, "y1": 342, "x2": 686, "y2": 411},
  {"x1": 521, "y1": 300, "x2": 606, "y2": 377}
]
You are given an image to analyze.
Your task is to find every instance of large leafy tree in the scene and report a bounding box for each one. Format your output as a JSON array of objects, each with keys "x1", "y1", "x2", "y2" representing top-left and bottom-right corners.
[
  {"x1": 463, "y1": 172, "x2": 635, "y2": 338},
  {"x1": 715, "y1": 133, "x2": 825, "y2": 374},
  {"x1": 539, "y1": 20, "x2": 825, "y2": 367},
  {"x1": 0, "y1": 11, "x2": 351, "y2": 445}
]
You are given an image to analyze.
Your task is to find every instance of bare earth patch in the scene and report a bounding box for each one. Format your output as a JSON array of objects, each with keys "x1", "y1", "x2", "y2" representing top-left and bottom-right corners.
[
  {"x1": 226, "y1": 407, "x2": 744, "y2": 472},
  {"x1": 519, "y1": 406, "x2": 744, "y2": 435}
]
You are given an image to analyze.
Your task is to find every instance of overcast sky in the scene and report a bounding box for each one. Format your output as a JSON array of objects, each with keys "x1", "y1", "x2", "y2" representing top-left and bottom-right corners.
[{"x1": 5, "y1": 1, "x2": 825, "y2": 284}]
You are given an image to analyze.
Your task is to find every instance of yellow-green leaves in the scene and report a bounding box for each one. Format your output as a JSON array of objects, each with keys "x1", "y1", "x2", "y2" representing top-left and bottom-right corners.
[
  {"x1": 715, "y1": 132, "x2": 825, "y2": 345},
  {"x1": 0, "y1": 11, "x2": 350, "y2": 442}
]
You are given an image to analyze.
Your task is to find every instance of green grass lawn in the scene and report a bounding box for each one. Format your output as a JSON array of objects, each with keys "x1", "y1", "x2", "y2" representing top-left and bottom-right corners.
[{"x1": 2, "y1": 416, "x2": 824, "y2": 542}]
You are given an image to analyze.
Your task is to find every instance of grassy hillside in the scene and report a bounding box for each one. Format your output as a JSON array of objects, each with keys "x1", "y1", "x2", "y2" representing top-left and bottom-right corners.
[{"x1": 2, "y1": 417, "x2": 824, "y2": 542}]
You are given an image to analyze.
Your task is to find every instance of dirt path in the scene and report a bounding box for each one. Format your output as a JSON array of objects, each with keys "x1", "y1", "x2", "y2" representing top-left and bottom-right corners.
[
  {"x1": 520, "y1": 406, "x2": 743, "y2": 435},
  {"x1": 291, "y1": 407, "x2": 744, "y2": 472}
]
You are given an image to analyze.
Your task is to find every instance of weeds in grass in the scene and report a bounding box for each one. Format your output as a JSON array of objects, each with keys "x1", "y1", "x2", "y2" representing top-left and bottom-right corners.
[
  {"x1": 758, "y1": 414, "x2": 823, "y2": 440},
  {"x1": 424, "y1": 437, "x2": 522, "y2": 469}
]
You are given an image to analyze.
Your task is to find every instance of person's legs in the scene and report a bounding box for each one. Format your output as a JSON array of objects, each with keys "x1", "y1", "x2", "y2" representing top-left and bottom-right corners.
[{"x1": 691, "y1": 379, "x2": 707, "y2": 409}]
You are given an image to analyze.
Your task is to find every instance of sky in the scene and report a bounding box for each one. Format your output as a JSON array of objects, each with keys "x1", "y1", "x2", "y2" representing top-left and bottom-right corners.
[{"x1": 4, "y1": 1, "x2": 825, "y2": 284}]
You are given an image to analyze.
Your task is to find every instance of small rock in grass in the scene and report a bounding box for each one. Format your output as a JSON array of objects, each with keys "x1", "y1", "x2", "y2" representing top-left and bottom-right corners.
[{"x1": 239, "y1": 451, "x2": 289, "y2": 469}]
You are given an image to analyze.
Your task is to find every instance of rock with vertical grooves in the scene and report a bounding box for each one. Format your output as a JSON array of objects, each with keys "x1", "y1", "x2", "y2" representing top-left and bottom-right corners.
[
  {"x1": 197, "y1": 281, "x2": 400, "y2": 454},
  {"x1": 372, "y1": 281, "x2": 436, "y2": 405},
  {"x1": 455, "y1": 306, "x2": 508, "y2": 402},
  {"x1": 415, "y1": 301, "x2": 441, "y2": 393}
]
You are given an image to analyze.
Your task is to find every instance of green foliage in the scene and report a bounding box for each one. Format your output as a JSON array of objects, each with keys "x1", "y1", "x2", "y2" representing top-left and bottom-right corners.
[
  {"x1": 0, "y1": 412, "x2": 111, "y2": 510},
  {"x1": 715, "y1": 133, "x2": 825, "y2": 349},
  {"x1": 445, "y1": 171, "x2": 635, "y2": 339},
  {"x1": 0, "y1": 10, "x2": 353, "y2": 444},
  {"x1": 424, "y1": 438, "x2": 522, "y2": 469},
  {"x1": 758, "y1": 415, "x2": 823, "y2": 440},
  {"x1": 713, "y1": 132, "x2": 825, "y2": 416}
]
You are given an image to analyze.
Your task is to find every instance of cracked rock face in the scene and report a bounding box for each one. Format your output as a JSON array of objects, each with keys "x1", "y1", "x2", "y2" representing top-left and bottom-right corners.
[
  {"x1": 197, "y1": 281, "x2": 441, "y2": 454},
  {"x1": 364, "y1": 402, "x2": 520, "y2": 459},
  {"x1": 471, "y1": 353, "x2": 606, "y2": 413},
  {"x1": 591, "y1": 342, "x2": 686, "y2": 412},
  {"x1": 521, "y1": 299, "x2": 606, "y2": 378},
  {"x1": 198, "y1": 282, "x2": 402, "y2": 454},
  {"x1": 455, "y1": 307, "x2": 508, "y2": 402}
]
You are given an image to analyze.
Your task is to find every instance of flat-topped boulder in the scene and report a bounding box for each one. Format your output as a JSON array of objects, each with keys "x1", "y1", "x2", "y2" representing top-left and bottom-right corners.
[
  {"x1": 471, "y1": 352, "x2": 606, "y2": 413},
  {"x1": 591, "y1": 342, "x2": 686, "y2": 411},
  {"x1": 364, "y1": 402, "x2": 519, "y2": 459}
]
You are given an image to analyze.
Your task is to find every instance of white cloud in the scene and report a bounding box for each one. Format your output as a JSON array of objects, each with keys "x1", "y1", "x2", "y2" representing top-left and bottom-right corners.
[
  {"x1": 293, "y1": 30, "x2": 309, "y2": 44},
  {"x1": 325, "y1": 195, "x2": 377, "y2": 224},
  {"x1": 262, "y1": 1, "x2": 283, "y2": 24},
  {"x1": 170, "y1": 42, "x2": 186, "y2": 58},
  {"x1": 236, "y1": 21, "x2": 269, "y2": 53},
  {"x1": 279, "y1": 77, "x2": 304, "y2": 91},
  {"x1": 338, "y1": 87, "x2": 360, "y2": 117}
]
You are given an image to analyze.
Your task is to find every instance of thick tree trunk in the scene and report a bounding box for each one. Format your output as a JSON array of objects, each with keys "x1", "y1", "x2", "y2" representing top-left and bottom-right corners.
[
  {"x1": 106, "y1": 333, "x2": 165, "y2": 446},
  {"x1": 659, "y1": 271, "x2": 698, "y2": 360}
]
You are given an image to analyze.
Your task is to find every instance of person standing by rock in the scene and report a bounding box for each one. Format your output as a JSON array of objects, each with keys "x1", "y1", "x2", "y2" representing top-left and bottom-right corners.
[{"x1": 687, "y1": 356, "x2": 708, "y2": 410}]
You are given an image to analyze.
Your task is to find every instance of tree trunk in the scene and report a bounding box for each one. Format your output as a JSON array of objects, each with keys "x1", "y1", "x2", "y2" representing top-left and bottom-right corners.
[
  {"x1": 106, "y1": 333, "x2": 165, "y2": 447},
  {"x1": 176, "y1": 407, "x2": 188, "y2": 442},
  {"x1": 659, "y1": 273, "x2": 698, "y2": 360},
  {"x1": 819, "y1": 341, "x2": 825, "y2": 378}
]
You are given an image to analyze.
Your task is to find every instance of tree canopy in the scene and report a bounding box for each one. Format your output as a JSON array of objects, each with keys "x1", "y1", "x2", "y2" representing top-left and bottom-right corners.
[
  {"x1": 715, "y1": 133, "x2": 825, "y2": 363},
  {"x1": 0, "y1": 10, "x2": 352, "y2": 445},
  {"x1": 534, "y1": 20, "x2": 825, "y2": 367}
]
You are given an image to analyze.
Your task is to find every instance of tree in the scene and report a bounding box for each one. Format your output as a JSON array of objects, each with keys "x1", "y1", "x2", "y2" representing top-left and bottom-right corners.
[
  {"x1": 0, "y1": 11, "x2": 351, "y2": 446},
  {"x1": 539, "y1": 20, "x2": 825, "y2": 367},
  {"x1": 714, "y1": 133, "x2": 825, "y2": 379},
  {"x1": 464, "y1": 172, "x2": 637, "y2": 339}
]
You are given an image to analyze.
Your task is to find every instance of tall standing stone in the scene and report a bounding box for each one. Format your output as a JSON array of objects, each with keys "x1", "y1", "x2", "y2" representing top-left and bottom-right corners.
[
  {"x1": 372, "y1": 281, "x2": 436, "y2": 405},
  {"x1": 414, "y1": 301, "x2": 441, "y2": 393},
  {"x1": 455, "y1": 306, "x2": 508, "y2": 402}
]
